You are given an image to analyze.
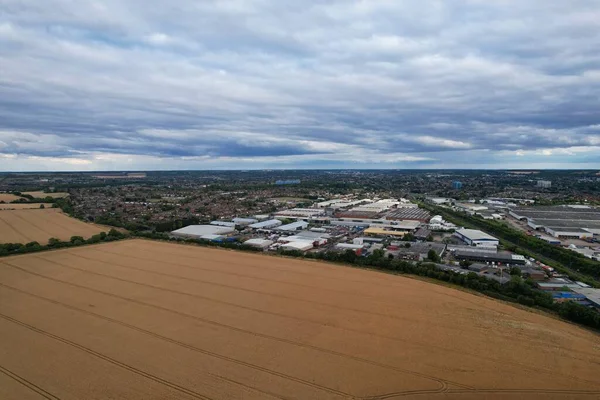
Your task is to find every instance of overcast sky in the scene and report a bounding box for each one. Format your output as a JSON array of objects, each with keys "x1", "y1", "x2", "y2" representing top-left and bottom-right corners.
[{"x1": 1, "y1": 0, "x2": 600, "y2": 171}]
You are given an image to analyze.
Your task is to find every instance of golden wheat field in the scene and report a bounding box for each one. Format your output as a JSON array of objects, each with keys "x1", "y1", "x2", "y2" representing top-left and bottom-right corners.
[
  {"x1": 0, "y1": 239, "x2": 599, "y2": 399},
  {"x1": 22, "y1": 191, "x2": 69, "y2": 199},
  {"x1": 0, "y1": 194, "x2": 23, "y2": 203},
  {"x1": 0, "y1": 208, "x2": 106, "y2": 244}
]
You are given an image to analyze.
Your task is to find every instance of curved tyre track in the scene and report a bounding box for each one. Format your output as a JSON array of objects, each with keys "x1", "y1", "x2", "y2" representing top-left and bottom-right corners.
[
  {"x1": 0, "y1": 314, "x2": 212, "y2": 400},
  {"x1": 0, "y1": 365, "x2": 61, "y2": 400},
  {"x1": 2, "y1": 259, "x2": 463, "y2": 392},
  {"x1": 26, "y1": 255, "x2": 597, "y2": 388},
  {"x1": 0, "y1": 278, "x2": 448, "y2": 398}
]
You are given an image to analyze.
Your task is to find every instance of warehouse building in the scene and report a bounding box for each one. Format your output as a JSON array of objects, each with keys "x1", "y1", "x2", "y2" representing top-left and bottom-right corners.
[
  {"x1": 243, "y1": 238, "x2": 273, "y2": 249},
  {"x1": 233, "y1": 217, "x2": 259, "y2": 226},
  {"x1": 210, "y1": 221, "x2": 237, "y2": 228},
  {"x1": 572, "y1": 288, "x2": 600, "y2": 309},
  {"x1": 453, "y1": 250, "x2": 526, "y2": 265},
  {"x1": 384, "y1": 207, "x2": 431, "y2": 222},
  {"x1": 276, "y1": 221, "x2": 309, "y2": 232},
  {"x1": 248, "y1": 219, "x2": 283, "y2": 230},
  {"x1": 509, "y1": 205, "x2": 600, "y2": 239},
  {"x1": 454, "y1": 229, "x2": 500, "y2": 248},
  {"x1": 274, "y1": 208, "x2": 324, "y2": 218},
  {"x1": 171, "y1": 225, "x2": 235, "y2": 240},
  {"x1": 544, "y1": 227, "x2": 594, "y2": 240},
  {"x1": 280, "y1": 240, "x2": 315, "y2": 252},
  {"x1": 335, "y1": 243, "x2": 365, "y2": 251}
]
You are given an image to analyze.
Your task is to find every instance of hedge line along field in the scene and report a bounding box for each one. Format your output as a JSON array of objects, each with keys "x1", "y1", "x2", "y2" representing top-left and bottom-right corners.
[
  {"x1": 0, "y1": 208, "x2": 106, "y2": 244},
  {"x1": 0, "y1": 203, "x2": 46, "y2": 210},
  {"x1": 1, "y1": 239, "x2": 599, "y2": 399}
]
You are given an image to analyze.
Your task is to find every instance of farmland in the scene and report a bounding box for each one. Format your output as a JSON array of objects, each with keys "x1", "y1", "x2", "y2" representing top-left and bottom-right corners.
[
  {"x1": 22, "y1": 191, "x2": 69, "y2": 199},
  {"x1": 0, "y1": 208, "x2": 106, "y2": 244},
  {"x1": 1, "y1": 239, "x2": 599, "y2": 399},
  {"x1": 0, "y1": 193, "x2": 23, "y2": 202}
]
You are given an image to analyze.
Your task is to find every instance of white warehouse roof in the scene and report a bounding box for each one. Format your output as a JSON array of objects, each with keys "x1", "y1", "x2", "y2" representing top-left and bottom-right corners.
[
  {"x1": 276, "y1": 221, "x2": 309, "y2": 231},
  {"x1": 456, "y1": 229, "x2": 498, "y2": 242},
  {"x1": 210, "y1": 221, "x2": 237, "y2": 228},
  {"x1": 335, "y1": 243, "x2": 364, "y2": 250},
  {"x1": 171, "y1": 225, "x2": 235, "y2": 237},
  {"x1": 243, "y1": 238, "x2": 273, "y2": 248},
  {"x1": 280, "y1": 240, "x2": 314, "y2": 251},
  {"x1": 233, "y1": 217, "x2": 259, "y2": 225},
  {"x1": 249, "y1": 219, "x2": 283, "y2": 229}
]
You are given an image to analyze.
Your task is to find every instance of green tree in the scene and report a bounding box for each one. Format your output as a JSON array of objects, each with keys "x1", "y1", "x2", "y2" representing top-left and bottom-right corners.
[
  {"x1": 427, "y1": 249, "x2": 440, "y2": 263},
  {"x1": 48, "y1": 238, "x2": 62, "y2": 247},
  {"x1": 509, "y1": 267, "x2": 522, "y2": 277}
]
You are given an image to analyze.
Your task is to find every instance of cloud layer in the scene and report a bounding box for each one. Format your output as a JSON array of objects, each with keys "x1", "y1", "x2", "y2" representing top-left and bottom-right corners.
[{"x1": 1, "y1": 0, "x2": 600, "y2": 170}]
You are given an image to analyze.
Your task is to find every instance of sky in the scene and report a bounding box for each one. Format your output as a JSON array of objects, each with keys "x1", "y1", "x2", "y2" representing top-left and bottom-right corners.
[{"x1": 1, "y1": 0, "x2": 600, "y2": 171}]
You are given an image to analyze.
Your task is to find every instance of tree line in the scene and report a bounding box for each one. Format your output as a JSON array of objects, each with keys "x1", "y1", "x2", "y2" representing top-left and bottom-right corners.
[{"x1": 0, "y1": 229, "x2": 127, "y2": 257}]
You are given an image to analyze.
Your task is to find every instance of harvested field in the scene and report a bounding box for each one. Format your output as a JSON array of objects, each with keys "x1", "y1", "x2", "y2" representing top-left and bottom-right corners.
[
  {"x1": 0, "y1": 208, "x2": 107, "y2": 244},
  {"x1": 0, "y1": 193, "x2": 23, "y2": 202},
  {"x1": 22, "y1": 191, "x2": 69, "y2": 199},
  {"x1": 0, "y1": 203, "x2": 46, "y2": 210},
  {"x1": 1, "y1": 239, "x2": 599, "y2": 399}
]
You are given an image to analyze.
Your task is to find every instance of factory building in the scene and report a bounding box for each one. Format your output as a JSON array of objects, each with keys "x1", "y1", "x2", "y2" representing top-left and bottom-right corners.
[
  {"x1": 335, "y1": 243, "x2": 365, "y2": 251},
  {"x1": 171, "y1": 225, "x2": 235, "y2": 240},
  {"x1": 233, "y1": 217, "x2": 259, "y2": 226},
  {"x1": 274, "y1": 208, "x2": 324, "y2": 218},
  {"x1": 276, "y1": 221, "x2": 309, "y2": 232},
  {"x1": 316, "y1": 199, "x2": 345, "y2": 208},
  {"x1": 364, "y1": 227, "x2": 407, "y2": 238},
  {"x1": 330, "y1": 218, "x2": 420, "y2": 230},
  {"x1": 210, "y1": 221, "x2": 237, "y2": 228},
  {"x1": 243, "y1": 238, "x2": 273, "y2": 249},
  {"x1": 544, "y1": 227, "x2": 594, "y2": 240},
  {"x1": 248, "y1": 219, "x2": 283, "y2": 230},
  {"x1": 509, "y1": 206, "x2": 600, "y2": 239},
  {"x1": 454, "y1": 229, "x2": 500, "y2": 248},
  {"x1": 572, "y1": 288, "x2": 600, "y2": 309},
  {"x1": 280, "y1": 241, "x2": 315, "y2": 252},
  {"x1": 453, "y1": 250, "x2": 526, "y2": 266},
  {"x1": 428, "y1": 215, "x2": 456, "y2": 231}
]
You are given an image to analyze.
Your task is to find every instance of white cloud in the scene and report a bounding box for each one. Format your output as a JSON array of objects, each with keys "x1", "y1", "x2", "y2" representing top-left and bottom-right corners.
[{"x1": 0, "y1": 0, "x2": 599, "y2": 169}]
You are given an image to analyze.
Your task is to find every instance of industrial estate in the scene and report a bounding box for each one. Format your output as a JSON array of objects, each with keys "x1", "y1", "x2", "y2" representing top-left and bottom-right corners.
[{"x1": 0, "y1": 169, "x2": 600, "y2": 399}]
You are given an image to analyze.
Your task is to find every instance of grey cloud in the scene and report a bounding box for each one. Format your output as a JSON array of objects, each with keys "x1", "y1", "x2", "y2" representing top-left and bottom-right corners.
[{"x1": 1, "y1": 0, "x2": 600, "y2": 169}]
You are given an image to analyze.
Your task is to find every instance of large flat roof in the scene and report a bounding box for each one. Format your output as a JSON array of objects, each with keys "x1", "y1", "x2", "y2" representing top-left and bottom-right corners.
[
  {"x1": 172, "y1": 225, "x2": 235, "y2": 236},
  {"x1": 249, "y1": 219, "x2": 283, "y2": 229},
  {"x1": 572, "y1": 288, "x2": 600, "y2": 306},
  {"x1": 546, "y1": 227, "x2": 593, "y2": 233},
  {"x1": 276, "y1": 221, "x2": 309, "y2": 231},
  {"x1": 364, "y1": 227, "x2": 406, "y2": 237},
  {"x1": 455, "y1": 228, "x2": 499, "y2": 242}
]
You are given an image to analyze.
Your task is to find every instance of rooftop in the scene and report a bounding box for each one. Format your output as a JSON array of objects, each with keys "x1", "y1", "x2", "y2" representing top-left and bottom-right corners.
[
  {"x1": 276, "y1": 221, "x2": 309, "y2": 231},
  {"x1": 171, "y1": 225, "x2": 235, "y2": 237},
  {"x1": 572, "y1": 288, "x2": 600, "y2": 306},
  {"x1": 455, "y1": 228, "x2": 499, "y2": 242},
  {"x1": 364, "y1": 227, "x2": 406, "y2": 237},
  {"x1": 248, "y1": 219, "x2": 283, "y2": 229}
]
